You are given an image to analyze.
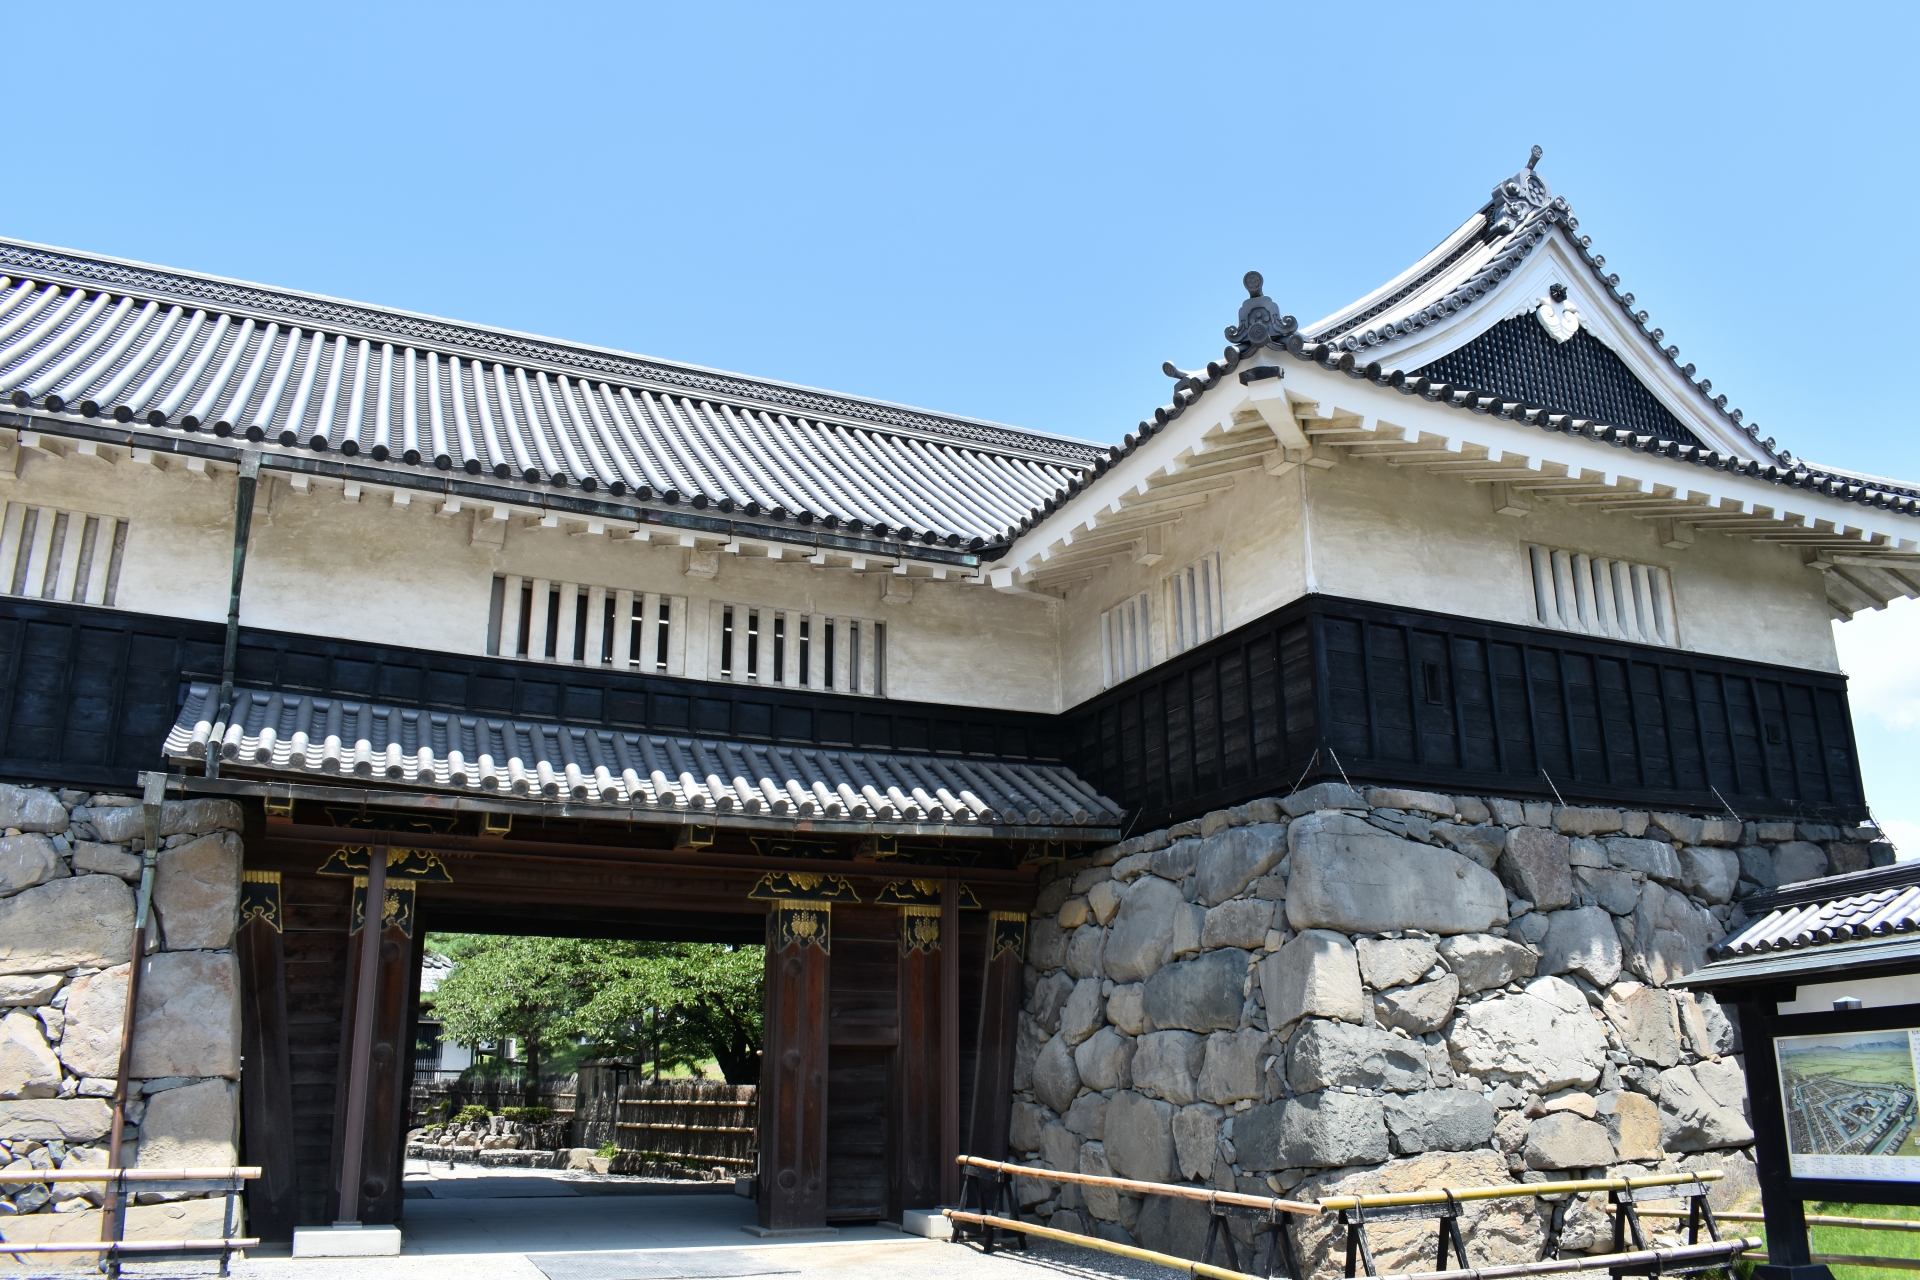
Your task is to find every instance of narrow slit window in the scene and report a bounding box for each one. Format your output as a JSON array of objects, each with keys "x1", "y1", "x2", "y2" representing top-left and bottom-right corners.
[
  {"x1": 873, "y1": 621, "x2": 885, "y2": 698},
  {"x1": 572, "y1": 591, "x2": 589, "y2": 663},
  {"x1": 486, "y1": 576, "x2": 506, "y2": 656},
  {"x1": 518, "y1": 584, "x2": 533, "y2": 657},
  {"x1": 544, "y1": 588, "x2": 561, "y2": 659},
  {"x1": 655, "y1": 599, "x2": 671, "y2": 671},
  {"x1": 1101, "y1": 590, "x2": 1152, "y2": 688},
  {"x1": 1526, "y1": 544, "x2": 1677, "y2": 647},
  {"x1": 629, "y1": 606, "x2": 643, "y2": 668},
  {"x1": 746, "y1": 609, "x2": 760, "y2": 681},
  {"x1": 773, "y1": 614, "x2": 786, "y2": 684},
  {"x1": 601, "y1": 596, "x2": 616, "y2": 665},
  {"x1": 721, "y1": 606, "x2": 735, "y2": 678},
  {"x1": 850, "y1": 621, "x2": 862, "y2": 695},
  {"x1": 1168, "y1": 552, "x2": 1224, "y2": 656},
  {"x1": 102, "y1": 520, "x2": 126, "y2": 607},
  {"x1": 799, "y1": 616, "x2": 811, "y2": 686},
  {"x1": 823, "y1": 619, "x2": 836, "y2": 690}
]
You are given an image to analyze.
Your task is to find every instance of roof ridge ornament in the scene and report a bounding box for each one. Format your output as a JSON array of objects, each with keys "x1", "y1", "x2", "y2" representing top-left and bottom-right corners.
[
  {"x1": 1535, "y1": 281, "x2": 1581, "y2": 343},
  {"x1": 1225, "y1": 271, "x2": 1296, "y2": 348},
  {"x1": 1487, "y1": 145, "x2": 1556, "y2": 238}
]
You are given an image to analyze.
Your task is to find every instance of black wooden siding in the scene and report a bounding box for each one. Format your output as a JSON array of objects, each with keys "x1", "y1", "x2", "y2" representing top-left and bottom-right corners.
[
  {"x1": 1066, "y1": 596, "x2": 1867, "y2": 828},
  {"x1": 0, "y1": 594, "x2": 1867, "y2": 824}
]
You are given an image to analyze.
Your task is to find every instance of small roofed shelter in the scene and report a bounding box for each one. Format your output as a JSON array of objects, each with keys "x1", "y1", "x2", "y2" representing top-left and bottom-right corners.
[{"x1": 1677, "y1": 861, "x2": 1920, "y2": 1280}]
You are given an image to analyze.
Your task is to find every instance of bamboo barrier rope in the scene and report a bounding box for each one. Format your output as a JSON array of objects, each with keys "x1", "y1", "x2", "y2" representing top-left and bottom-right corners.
[
  {"x1": 1751, "y1": 1254, "x2": 1920, "y2": 1272},
  {"x1": 943, "y1": 1210, "x2": 1267, "y2": 1280},
  {"x1": 1366, "y1": 1236, "x2": 1760, "y2": 1280},
  {"x1": 956, "y1": 1155, "x2": 1316, "y2": 1216},
  {"x1": 1623, "y1": 1209, "x2": 1920, "y2": 1232},
  {"x1": 0, "y1": 1239, "x2": 260, "y2": 1256},
  {"x1": 1313, "y1": 1169, "x2": 1720, "y2": 1212},
  {"x1": 10, "y1": 1167, "x2": 260, "y2": 1184}
]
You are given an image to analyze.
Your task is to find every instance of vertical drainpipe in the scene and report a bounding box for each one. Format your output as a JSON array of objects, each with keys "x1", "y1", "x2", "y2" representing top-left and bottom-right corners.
[
  {"x1": 207, "y1": 452, "x2": 263, "y2": 778},
  {"x1": 98, "y1": 770, "x2": 169, "y2": 1275}
]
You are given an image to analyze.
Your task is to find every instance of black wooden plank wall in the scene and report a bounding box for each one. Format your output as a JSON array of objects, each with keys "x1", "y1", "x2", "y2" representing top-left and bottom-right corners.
[
  {"x1": 0, "y1": 594, "x2": 1869, "y2": 824},
  {"x1": 1067, "y1": 595, "x2": 1868, "y2": 827}
]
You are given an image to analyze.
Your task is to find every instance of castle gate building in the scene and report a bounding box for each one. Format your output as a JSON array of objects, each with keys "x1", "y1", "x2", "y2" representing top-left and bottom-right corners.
[{"x1": 0, "y1": 150, "x2": 1913, "y2": 1259}]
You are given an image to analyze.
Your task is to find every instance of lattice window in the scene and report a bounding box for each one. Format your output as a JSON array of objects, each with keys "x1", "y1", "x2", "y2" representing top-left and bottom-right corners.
[
  {"x1": 0, "y1": 503, "x2": 127, "y2": 607},
  {"x1": 1101, "y1": 591, "x2": 1152, "y2": 688},
  {"x1": 1527, "y1": 545, "x2": 1677, "y2": 647},
  {"x1": 487, "y1": 575, "x2": 688, "y2": 674},
  {"x1": 712, "y1": 601, "x2": 885, "y2": 696},
  {"x1": 1168, "y1": 551, "x2": 1225, "y2": 655}
]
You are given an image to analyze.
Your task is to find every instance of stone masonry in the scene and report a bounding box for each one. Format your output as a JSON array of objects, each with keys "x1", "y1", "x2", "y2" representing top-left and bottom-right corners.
[
  {"x1": 0, "y1": 783, "x2": 246, "y2": 1256},
  {"x1": 1011, "y1": 783, "x2": 1889, "y2": 1272}
]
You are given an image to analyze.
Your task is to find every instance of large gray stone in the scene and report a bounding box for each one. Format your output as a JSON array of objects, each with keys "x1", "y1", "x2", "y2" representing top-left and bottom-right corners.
[
  {"x1": 1771, "y1": 841, "x2": 1829, "y2": 885},
  {"x1": 1499, "y1": 828, "x2": 1573, "y2": 911},
  {"x1": 1086, "y1": 879, "x2": 1123, "y2": 926},
  {"x1": 1150, "y1": 840, "x2": 1199, "y2": 882},
  {"x1": 1063, "y1": 1091, "x2": 1107, "y2": 1139},
  {"x1": 1028, "y1": 970, "x2": 1075, "y2": 1034},
  {"x1": 1107, "y1": 983, "x2": 1151, "y2": 1035},
  {"x1": 1287, "y1": 1019, "x2": 1431, "y2": 1094},
  {"x1": 1539, "y1": 906, "x2": 1624, "y2": 986},
  {"x1": 1131, "y1": 1031, "x2": 1203, "y2": 1104},
  {"x1": 1028, "y1": 917, "x2": 1069, "y2": 971},
  {"x1": 136, "y1": 1078, "x2": 237, "y2": 1168},
  {"x1": 0, "y1": 974, "x2": 63, "y2": 1006},
  {"x1": 1554, "y1": 808, "x2": 1623, "y2": 836},
  {"x1": 1433, "y1": 822, "x2": 1506, "y2": 870},
  {"x1": 1279, "y1": 783, "x2": 1367, "y2": 816},
  {"x1": 1014, "y1": 1013, "x2": 1047, "y2": 1092},
  {"x1": 1010, "y1": 1100, "x2": 1049, "y2": 1154},
  {"x1": 1657, "y1": 1063, "x2": 1753, "y2": 1151},
  {"x1": 0, "y1": 1098, "x2": 112, "y2": 1141},
  {"x1": 1291, "y1": 1151, "x2": 1541, "y2": 1275},
  {"x1": 1259, "y1": 930, "x2": 1364, "y2": 1028},
  {"x1": 1169, "y1": 902, "x2": 1206, "y2": 959},
  {"x1": 1446, "y1": 977, "x2": 1609, "y2": 1093},
  {"x1": 0, "y1": 874, "x2": 135, "y2": 975},
  {"x1": 0, "y1": 785, "x2": 68, "y2": 834},
  {"x1": 1603, "y1": 984, "x2": 1681, "y2": 1067},
  {"x1": 1436, "y1": 934, "x2": 1536, "y2": 995},
  {"x1": 1196, "y1": 1027, "x2": 1269, "y2": 1105},
  {"x1": 152, "y1": 832, "x2": 241, "y2": 951},
  {"x1": 1372, "y1": 974, "x2": 1459, "y2": 1036},
  {"x1": 1040, "y1": 1121, "x2": 1082, "y2": 1178},
  {"x1": 1077, "y1": 1142, "x2": 1121, "y2": 1221},
  {"x1": 1287, "y1": 813, "x2": 1505, "y2": 935},
  {"x1": 0, "y1": 1009, "x2": 61, "y2": 1099},
  {"x1": 1679, "y1": 992, "x2": 1736, "y2": 1058},
  {"x1": 1195, "y1": 823, "x2": 1288, "y2": 906},
  {"x1": 1356, "y1": 938, "x2": 1438, "y2": 991},
  {"x1": 1033, "y1": 1034, "x2": 1081, "y2": 1114},
  {"x1": 1677, "y1": 846, "x2": 1740, "y2": 905},
  {"x1": 1382, "y1": 1089, "x2": 1497, "y2": 1154},
  {"x1": 1235, "y1": 1091, "x2": 1388, "y2": 1170},
  {"x1": 1574, "y1": 865, "x2": 1640, "y2": 915},
  {"x1": 87, "y1": 798, "x2": 242, "y2": 844},
  {"x1": 1605, "y1": 838, "x2": 1684, "y2": 885},
  {"x1": 1600, "y1": 1090, "x2": 1664, "y2": 1162},
  {"x1": 1074, "y1": 1027, "x2": 1135, "y2": 1092},
  {"x1": 1367, "y1": 789, "x2": 1455, "y2": 817},
  {"x1": 1172, "y1": 1103, "x2": 1223, "y2": 1180},
  {"x1": 1648, "y1": 813, "x2": 1704, "y2": 845},
  {"x1": 1735, "y1": 845, "x2": 1778, "y2": 890},
  {"x1": 1523, "y1": 1113, "x2": 1615, "y2": 1170},
  {"x1": 1064, "y1": 925, "x2": 1107, "y2": 979},
  {"x1": 1102, "y1": 1090, "x2": 1175, "y2": 1183},
  {"x1": 1059, "y1": 978, "x2": 1106, "y2": 1047},
  {"x1": 1200, "y1": 898, "x2": 1274, "y2": 949},
  {"x1": 71, "y1": 842, "x2": 142, "y2": 881},
  {"x1": 0, "y1": 834, "x2": 67, "y2": 897},
  {"x1": 1624, "y1": 881, "x2": 1718, "y2": 986},
  {"x1": 128, "y1": 951, "x2": 241, "y2": 1079},
  {"x1": 1105, "y1": 874, "x2": 1184, "y2": 983},
  {"x1": 1143, "y1": 948, "x2": 1246, "y2": 1033}
]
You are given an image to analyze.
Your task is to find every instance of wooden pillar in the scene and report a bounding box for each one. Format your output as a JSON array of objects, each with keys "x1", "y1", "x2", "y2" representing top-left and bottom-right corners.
[
  {"x1": 966, "y1": 911, "x2": 1028, "y2": 1164},
  {"x1": 892, "y1": 906, "x2": 940, "y2": 1212},
  {"x1": 758, "y1": 900, "x2": 830, "y2": 1231},
  {"x1": 236, "y1": 871, "x2": 299, "y2": 1242},
  {"x1": 939, "y1": 876, "x2": 960, "y2": 1205},
  {"x1": 1737, "y1": 995, "x2": 1832, "y2": 1280},
  {"x1": 357, "y1": 879, "x2": 416, "y2": 1224}
]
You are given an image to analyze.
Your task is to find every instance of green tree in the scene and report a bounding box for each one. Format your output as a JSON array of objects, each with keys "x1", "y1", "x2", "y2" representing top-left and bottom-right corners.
[{"x1": 429, "y1": 936, "x2": 597, "y2": 1104}]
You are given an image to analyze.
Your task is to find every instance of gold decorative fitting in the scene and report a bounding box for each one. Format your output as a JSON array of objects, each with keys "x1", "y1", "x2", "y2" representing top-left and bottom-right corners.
[
  {"x1": 872, "y1": 879, "x2": 982, "y2": 909},
  {"x1": 317, "y1": 846, "x2": 453, "y2": 882},
  {"x1": 350, "y1": 879, "x2": 416, "y2": 938},
  {"x1": 861, "y1": 834, "x2": 900, "y2": 859},
  {"x1": 989, "y1": 910, "x2": 1028, "y2": 962},
  {"x1": 238, "y1": 870, "x2": 282, "y2": 933},
  {"x1": 749, "y1": 871, "x2": 861, "y2": 903},
  {"x1": 262, "y1": 791, "x2": 294, "y2": 820},
  {"x1": 769, "y1": 901, "x2": 830, "y2": 953},
  {"x1": 678, "y1": 823, "x2": 715, "y2": 849},
  {"x1": 899, "y1": 907, "x2": 941, "y2": 955},
  {"x1": 480, "y1": 811, "x2": 512, "y2": 836},
  {"x1": 750, "y1": 836, "x2": 839, "y2": 861}
]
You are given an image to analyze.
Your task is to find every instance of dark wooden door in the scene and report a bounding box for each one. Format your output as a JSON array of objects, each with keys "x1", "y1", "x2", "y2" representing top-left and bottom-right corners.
[{"x1": 825, "y1": 1046, "x2": 889, "y2": 1222}]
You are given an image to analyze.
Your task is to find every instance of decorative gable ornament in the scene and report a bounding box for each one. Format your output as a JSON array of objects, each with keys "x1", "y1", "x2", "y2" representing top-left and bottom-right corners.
[
  {"x1": 1488, "y1": 145, "x2": 1556, "y2": 238},
  {"x1": 1534, "y1": 283, "x2": 1581, "y2": 344},
  {"x1": 1225, "y1": 271, "x2": 1296, "y2": 347}
]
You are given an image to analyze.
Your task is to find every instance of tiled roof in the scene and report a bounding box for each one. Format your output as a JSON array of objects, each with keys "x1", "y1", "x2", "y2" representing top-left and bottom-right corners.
[
  {"x1": 166, "y1": 683, "x2": 1123, "y2": 829},
  {"x1": 0, "y1": 239, "x2": 1099, "y2": 547},
  {"x1": 1714, "y1": 863, "x2": 1920, "y2": 957}
]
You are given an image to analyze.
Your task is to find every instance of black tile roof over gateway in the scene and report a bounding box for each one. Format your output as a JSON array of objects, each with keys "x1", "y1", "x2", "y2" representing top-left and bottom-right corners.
[{"x1": 0, "y1": 239, "x2": 1100, "y2": 548}]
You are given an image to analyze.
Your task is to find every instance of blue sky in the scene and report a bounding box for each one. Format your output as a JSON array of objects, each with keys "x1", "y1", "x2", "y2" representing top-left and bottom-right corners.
[{"x1": 13, "y1": 2, "x2": 1916, "y2": 841}]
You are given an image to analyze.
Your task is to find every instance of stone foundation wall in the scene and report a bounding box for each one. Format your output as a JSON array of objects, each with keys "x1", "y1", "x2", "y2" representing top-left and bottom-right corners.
[
  {"x1": 1012, "y1": 783, "x2": 1889, "y2": 1271},
  {"x1": 0, "y1": 783, "x2": 246, "y2": 1252}
]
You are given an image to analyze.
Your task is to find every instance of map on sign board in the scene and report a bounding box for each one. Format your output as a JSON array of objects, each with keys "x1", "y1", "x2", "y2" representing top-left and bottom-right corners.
[{"x1": 1776, "y1": 1028, "x2": 1920, "y2": 1181}]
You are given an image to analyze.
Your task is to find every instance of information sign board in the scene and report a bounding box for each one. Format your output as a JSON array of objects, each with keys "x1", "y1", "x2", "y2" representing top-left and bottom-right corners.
[{"x1": 1776, "y1": 1027, "x2": 1920, "y2": 1182}]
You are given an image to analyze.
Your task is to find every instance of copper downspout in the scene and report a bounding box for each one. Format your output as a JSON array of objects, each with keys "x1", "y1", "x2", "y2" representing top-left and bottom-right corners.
[
  {"x1": 207, "y1": 451, "x2": 262, "y2": 779},
  {"x1": 99, "y1": 770, "x2": 168, "y2": 1275}
]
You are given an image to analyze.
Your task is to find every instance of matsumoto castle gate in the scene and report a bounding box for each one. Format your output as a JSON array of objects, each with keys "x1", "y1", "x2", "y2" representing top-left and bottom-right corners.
[{"x1": 0, "y1": 151, "x2": 1914, "y2": 1270}]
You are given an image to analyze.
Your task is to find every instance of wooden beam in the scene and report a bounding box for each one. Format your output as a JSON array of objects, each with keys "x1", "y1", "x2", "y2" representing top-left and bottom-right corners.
[
  {"x1": 892, "y1": 910, "x2": 939, "y2": 1214},
  {"x1": 236, "y1": 881, "x2": 299, "y2": 1242},
  {"x1": 757, "y1": 903, "x2": 830, "y2": 1231},
  {"x1": 965, "y1": 912, "x2": 1026, "y2": 1166},
  {"x1": 939, "y1": 875, "x2": 961, "y2": 1206}
]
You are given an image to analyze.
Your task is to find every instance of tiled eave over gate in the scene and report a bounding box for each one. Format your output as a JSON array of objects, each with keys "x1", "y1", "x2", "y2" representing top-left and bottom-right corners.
[{"x1": 166, "y1": 682, "x2": 1124, "y2": 836}]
